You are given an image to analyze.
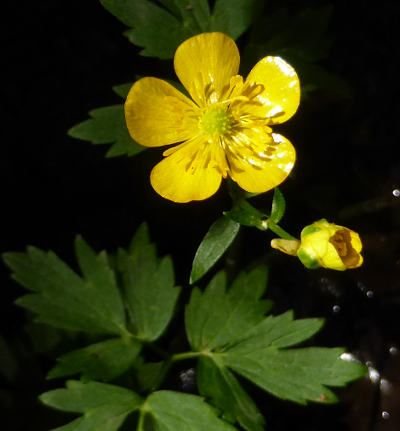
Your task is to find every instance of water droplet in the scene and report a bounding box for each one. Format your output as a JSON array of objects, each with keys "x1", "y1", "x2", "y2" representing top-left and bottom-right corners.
[
  {"x1": 368, "y1": 366, "x2": 380, "y2": 383},
  {"x1": 382, "y1": 411, "x2": 390, "y2": 420},
  {"x1": 393, "y1": 189, "x2": 400, "y2": 197},
  {"x1": 341, "y1": 352, "x2": 361, "y2": 363},
  {"x1": 366, "y1": 290, "x2": 374, "y2": 298},
  {"x1": 332, "y1": 305, "x2": 341, "y2": 313},
  {"x1": 389, "y1": 345, "x2": 398, "y2": 355}
]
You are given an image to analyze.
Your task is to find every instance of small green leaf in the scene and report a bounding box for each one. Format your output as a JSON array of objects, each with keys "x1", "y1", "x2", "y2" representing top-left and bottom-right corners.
[
  {"x1": 197, "y1": 356, "x2": 265, "y2": 431},
  {"x1": 47, "y1": 337, "x2": 141, "y2": 381},
  {"x1": 210, "y1": 0, "x2": 264, "y2": 40},
  {"x1": 68, "y1": 105, "x2": 145, "y2": 158},
  {"x1": 117, "y1": 224, "x2": 181, "y2": 341},
  {"x1": 112, "y1": 82, "x2": 133, "y2": 99},
  {"x1": 186, "y1": 266, "x2": 272, "y2": 351},
  {"x1": 140, "y1": 390, "x2": 237, "y2": 431},
  {"x1": 270, "y1": 188, "x2": 286, "y2": 223},
  {"x1": 4, "y1": 240, "x2": 127, "y2": 336},
  {"x1": 40, "y1": 380, "x2": 142, "y2": 431},
  {"x1": 190, "y1": 216, "x2": 240, "y2": 284}
]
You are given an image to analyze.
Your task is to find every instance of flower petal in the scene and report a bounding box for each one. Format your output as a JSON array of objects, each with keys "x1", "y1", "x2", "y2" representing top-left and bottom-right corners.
[
  {"x1": 150, "y1": 137, "x2": 224, "y2": 203},
  {"x1": 125, "y1": 77, "x2": 198, "y2": 147},
  {"x1": 320, "y1": 244, "x2": 346, "y2": 271},
  {"x1": 244, "y1": 56, "x2": 300, "y2": 124},
  {"x1": 174, "y1": 32, "x2": 240, "y2": 107},
  {"x1": 227, "y1": 133, "x2": 296, "y2": 193}
]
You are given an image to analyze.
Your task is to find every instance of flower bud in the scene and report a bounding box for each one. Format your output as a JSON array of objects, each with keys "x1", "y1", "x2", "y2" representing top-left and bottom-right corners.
[{"x1": 296, "y1": 219, "x2": 363, "y2": 270}]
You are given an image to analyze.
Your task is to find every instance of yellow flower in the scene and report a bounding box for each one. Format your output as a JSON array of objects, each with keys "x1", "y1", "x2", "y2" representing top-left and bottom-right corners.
[
  {"x1": 296, "y1": 219, "x2": 363, "y2": 271},
  {"x1": 125, "y1": 32, "x2": 300, "y2": 203}
]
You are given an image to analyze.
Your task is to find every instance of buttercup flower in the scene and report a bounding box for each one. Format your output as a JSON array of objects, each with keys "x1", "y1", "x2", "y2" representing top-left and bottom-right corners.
[
  {"x1": 125, "y1": 32, "x2": 300, "y2": 203},
  {"x1": 271, "y1": 219, "x2": 363, "y2": 271}
]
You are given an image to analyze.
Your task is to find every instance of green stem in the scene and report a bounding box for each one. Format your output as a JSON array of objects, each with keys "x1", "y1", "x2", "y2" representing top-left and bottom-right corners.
[
  {"x1": 261, "y1": 219, "x2": 298, "y2": 240},
  {"x1": 171, "y1": 351, "x2": 203, "y2": 363},
  {"x1": 137, "y1": 409, "x2": 146, "y2": 430}
]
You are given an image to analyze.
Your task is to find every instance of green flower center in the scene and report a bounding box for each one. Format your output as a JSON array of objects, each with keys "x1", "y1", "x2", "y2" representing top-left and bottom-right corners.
[{"x1": 199, "y1": 107, "x2": 232, "y2": 136}]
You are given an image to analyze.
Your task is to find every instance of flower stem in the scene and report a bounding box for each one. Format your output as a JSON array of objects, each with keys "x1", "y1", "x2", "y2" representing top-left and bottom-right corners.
[
  {"x1": 261, "y1": 218, "x2": 298, "y2": 240},
  {"x1": 171, "y1": 351, "x2": 203, "y2": 363}
]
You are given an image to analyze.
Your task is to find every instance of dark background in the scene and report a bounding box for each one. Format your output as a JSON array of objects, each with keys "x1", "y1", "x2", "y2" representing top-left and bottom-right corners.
[{"x1": 1, "y1": 1, "x2": 400, "y2": 430}]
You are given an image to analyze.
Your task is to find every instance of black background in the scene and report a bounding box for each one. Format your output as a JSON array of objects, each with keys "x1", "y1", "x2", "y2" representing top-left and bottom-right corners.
[{"x1": 1, "y1": 1, "x2": 400, "y2": 430}]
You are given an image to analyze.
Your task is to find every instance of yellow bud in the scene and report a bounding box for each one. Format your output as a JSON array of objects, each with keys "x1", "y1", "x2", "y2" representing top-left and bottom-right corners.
[{"x1": 297, "y1": 219, "x2": 363, "y2": 271}]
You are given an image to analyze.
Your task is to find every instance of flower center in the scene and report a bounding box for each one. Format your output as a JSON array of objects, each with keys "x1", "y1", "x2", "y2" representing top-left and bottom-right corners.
[{"x1": 199, "y1": 106, "x2": 233, "y2": 137}]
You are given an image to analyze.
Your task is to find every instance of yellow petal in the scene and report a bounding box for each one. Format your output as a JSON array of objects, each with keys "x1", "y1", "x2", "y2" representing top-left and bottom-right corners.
[
  {"x1": 320, "y1": 244, "x2": 346, "y2": 271},
  {"x1": 349, "y1": 230, "x2": 363, "y2": 253},
  {"x1": 174, "y1": 32, "x2": 240, "y2": 107},
  {"x1": 227, "y1": 132, "x2": 296, "y2": 193},
  {"x1": 244, "y1": 56, "x2": 300, "y2": 124},
  {"x1": 125, "y1": 77, "x2": 198, "y2": 147},
  {"x1": 150, "y1": 137, "x2": 223, "y2": 203}
]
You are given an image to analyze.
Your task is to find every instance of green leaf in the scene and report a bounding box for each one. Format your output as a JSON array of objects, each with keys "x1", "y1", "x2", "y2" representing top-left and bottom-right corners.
[
  {"x1": 197, "y1": 356, "x2": 265, "y2": 431},
  {"x1": 172, "y1": 0, "x2": 211, "y2": 32},
  {"x1": 185, "y1": 269, "x2": 364, "y2": 412},
  {"x1": 3, "y1": 239, "x2": 127, "y2": 336},
  {"x1": 100, "y1": 0, "x2": 192, "y2": 59},
  {"x1": 210, "y1": 0, "x2": 264, "y2": 40},
  {"x1": 224, "y1": 347, "x2": 366, "y2": 404},
  {"x1": 112, "y1": 82, "x2": 133, "y2": 99},
  {"x1": 101, "y1": 0, "x2": 261, "y2": 59},
  {"x1": 117, "y1": 224, "x2": 181, "y2": 341},
  {"x1": 139, "y1": 390, "x2": 237, "y2": 431},
  {"x1": 186, "y1": 266, "x2": 272, "y2": 352},
  {"x1": 134, "y1": 360, "x2": 165, "y2": 392},
  {"x1": 47, "y1": 337, "x2": 141, "y2": 381},
  {"x1": 219, "y1": 311, "x2": 365, "y2": 405},
  {"x1": 270, "y1": 188, "x2": 286, "y2": 223},
  {"x1": 40, "y1": 380, "x2": 142, "y2": 431},
  {"x1": 225, "y1": 310, "x2": 324, "y2": 353},
  {"x1": 68, "y1": 105, "x2": 145, "y2": 158},
  {"x1": 190, "y1": 216, "x2": 240, "y2": 284}
]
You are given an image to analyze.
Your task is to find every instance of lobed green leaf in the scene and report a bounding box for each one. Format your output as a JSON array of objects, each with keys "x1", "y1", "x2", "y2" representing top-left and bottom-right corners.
[
  {"x1": 209, "y1": 0, "x2": 264, "y2": 40},
  {"x1": 139, "y1": 390, "x2": 237, "y2": 431},
  {"x1": 225, "y1": 347, "x2": 366, "y2": 404},
  {"x1": 186, "y1": 266, "x2": 272, "y2": 352},
  {"x1": 47, "y1": 337, "x2": 141, "y2": 381},
  {"x1": 101, "y1": 0, "x2": 262, "y2": 59},
  {"x1": 118, "y1": 224, "x2": 181, "y2": 341},
  {"x1": 68, "y1": 105, "x2": 145, "y2": 158},
  {"x1": 40, "y1": 380, "x2": 142, "y2": 431},
  {"x1": 4, "y1": 241, "x2": 127, "y2": 336},
  {"x1": 226, "y1": 310, "x2": 324, "y2": 353}
]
